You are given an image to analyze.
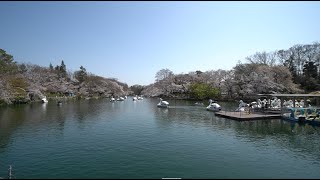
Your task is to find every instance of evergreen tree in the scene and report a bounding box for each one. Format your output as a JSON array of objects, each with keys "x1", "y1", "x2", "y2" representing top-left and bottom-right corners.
[
  {"x1": 49, "y1": 63, "x2": 53, "y2": 70},
  {"x1": 55, "y1": 65, "x2": 59, "y2": 71},
  {"x1": 74, "y1": 65, "x2": 87, "y2": 83},
  {"x1": 59, "y1": 60, "x2": 67, "y2": 78},
  {"x1": 303, "y1": 61, "x2": 318, "y2": 79},
  {"x1": 285, "y1": 57, "x2": 298, "y2": 84},
  {"x1": 302, "y1": 61, "x2": 318, "y2": 92},
  {"x1": 0, "y1": 48, "x2": 18, "y2": 74}
]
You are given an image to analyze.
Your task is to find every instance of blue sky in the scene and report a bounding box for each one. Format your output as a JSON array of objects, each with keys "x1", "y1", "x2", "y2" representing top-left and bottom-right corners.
[{"x1": 0, "y1": 1, "x2": 320, "y2": 86}]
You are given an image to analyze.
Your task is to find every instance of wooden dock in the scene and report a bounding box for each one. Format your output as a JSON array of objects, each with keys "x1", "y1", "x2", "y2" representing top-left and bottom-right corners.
[{"x1": 214, "y1": 111, "x2": 282, "y2": 121}]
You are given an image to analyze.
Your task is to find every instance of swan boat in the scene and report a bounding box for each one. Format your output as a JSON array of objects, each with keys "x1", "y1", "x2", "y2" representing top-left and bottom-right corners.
[
  {"x1": 41, "y1": 96, "x2": 48, "y2": 103},
  {"x1": 206, "y1": 101, "x2": 221, "y2": 112},
  {"x1": 157, "y1": 98, "x2": 169, "y2": 108},
  {"x1": 282, "y1": 107, "x2": 320, "y2": 126}
]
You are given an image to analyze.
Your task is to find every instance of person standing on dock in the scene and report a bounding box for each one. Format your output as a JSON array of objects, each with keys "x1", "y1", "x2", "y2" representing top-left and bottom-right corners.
[{"x1": 248, "y1": 103, "x2": 252, "y2": 114}]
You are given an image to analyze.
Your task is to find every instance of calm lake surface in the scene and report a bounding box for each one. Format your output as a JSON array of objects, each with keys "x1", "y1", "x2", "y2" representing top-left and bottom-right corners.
[{"x1": 1, "y1": 97, "x2": 320, "y2": 178}]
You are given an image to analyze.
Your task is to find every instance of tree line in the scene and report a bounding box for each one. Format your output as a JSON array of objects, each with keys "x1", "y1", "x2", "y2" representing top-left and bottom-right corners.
[
  {"x1": 141, "y1": 42, "x2": 320, "y2": 100},
  {"x1": 0, "y1": 49, "x2": 130, "y2": 105},
  {"x1": 1, "y1": 41, "x2": 319, "y2": 104}
]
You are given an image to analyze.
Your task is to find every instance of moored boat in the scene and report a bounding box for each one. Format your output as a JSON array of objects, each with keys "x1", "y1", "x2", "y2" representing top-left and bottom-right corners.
[
  {"x1": 282, "y1": 107, "x2": 320, "y2": 125},
  {"x1": 206, "y1": 100, "x2": 221, "y2": 112}
]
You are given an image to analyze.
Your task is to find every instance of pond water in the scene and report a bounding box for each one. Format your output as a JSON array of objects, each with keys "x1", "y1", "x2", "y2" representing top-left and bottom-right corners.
[{"x1": 0, "y1": 98, "x2": 320, "y2": 178}]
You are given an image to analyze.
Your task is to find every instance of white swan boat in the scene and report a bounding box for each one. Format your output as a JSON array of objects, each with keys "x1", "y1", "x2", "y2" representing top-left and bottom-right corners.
[
  {"x1": 117, "y1": 97, "x2": 124, "y2": 101},
  {"x1": 157, "y1": 98, "x2": 169, "y2": 108},
  {"x1": 235, "y1": 100, "x2": 247, "y2": 112},
  {"x1": 133, "y1": 96, "x2": 138, "y2": 101},
  {"x1": 41, "y1": 96, "x2": 48, "y2": 103},
  {"x1": 206, "y1": 100, "x2": 221, "y2": 112}
]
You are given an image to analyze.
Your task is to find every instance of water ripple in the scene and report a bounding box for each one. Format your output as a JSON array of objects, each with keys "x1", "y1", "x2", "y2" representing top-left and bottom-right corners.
[{"x1": 0, "y1": 99, "x2": 320, "y2": 178}]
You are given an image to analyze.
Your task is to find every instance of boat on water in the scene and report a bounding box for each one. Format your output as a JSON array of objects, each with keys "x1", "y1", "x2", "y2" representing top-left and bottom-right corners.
[
  {"x1": 235, "y1": 100, "x2": 247, "y2": 112},
  {"x1": 254, "y1": 93, "x2": 320, "y2": 125},
  {"x1": 157, "y1": 98, "x2": 169, "y2": 108},
  {"x1": 41, "y1": 96, "x2": 48, "y2": 103},
  {"x1": 282, "y1": 107, "x2": 320, "y2": 125},
  {"x1": 110, "y1": 97, "x2": 116, "y2": 102},
  {"x1": 133, "y1": 95, "x2": 138, "y2": 101},
  {"x1": 206, "y1": 100, "x2": 221, "y2": 112},
  {"x1": 117, "y1": 97, "x2": 125, "y2": 101}
]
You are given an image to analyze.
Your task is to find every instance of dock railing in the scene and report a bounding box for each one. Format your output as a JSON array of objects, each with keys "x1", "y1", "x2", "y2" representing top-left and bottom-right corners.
[{"x1": 221, "y1": 106, "x2": 268, "y2": 116}]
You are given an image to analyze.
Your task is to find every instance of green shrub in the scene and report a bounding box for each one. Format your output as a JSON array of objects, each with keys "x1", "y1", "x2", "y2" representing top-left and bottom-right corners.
[{"x1": 190, "y1": 83, "x2": 220, "y2": 100}]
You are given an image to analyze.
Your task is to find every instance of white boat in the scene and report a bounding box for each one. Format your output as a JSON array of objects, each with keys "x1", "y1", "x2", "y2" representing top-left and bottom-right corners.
[
  {"x1": 282, "y1": 107, "x2": 320, "y2": 126},
  {"x1": 137, "y1": 96, "x2": 143, "y2": 100},
  {"x1": 157, "y1": 98, "x2": 169, "y2": 108},
  {"x1": 236, "y1": 107, "x2": 246, "y2": 112},
  {"x1": 117, "y1": 97, "x2": 124, "y2": 101},
  {"x1": 133, "y1": 96, "x2": 137, "y2": 101},
  {"x1": 41, "y1": 96, "x2": 48, "y2": 103},
  {"x1": 110, "y1": 97, "x2": 115, "y2": 102},
  {"x1": 206, "y1": 100, "x2": 221, "y2": 112},
  {"x1": 235, "y1": 100, "x2": 247, "y2": 112}
]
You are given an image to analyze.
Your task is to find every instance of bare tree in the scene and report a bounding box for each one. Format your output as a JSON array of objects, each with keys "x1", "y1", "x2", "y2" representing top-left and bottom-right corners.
[
  {"x1": 276, "y1": 49, "x2": 290, "y2": 65},
  {"x1": 155, "y1": 68, "x2": 174, "y2": 82},
  {"x1": 246, "y1": 51, "x2": 276, "y2": 66}
]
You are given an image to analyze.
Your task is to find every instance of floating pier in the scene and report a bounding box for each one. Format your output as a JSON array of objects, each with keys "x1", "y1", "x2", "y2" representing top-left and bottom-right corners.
[
  {"x1": 215, "y1": 111, "x2": 281, "y2": 121},
  {"x1": 216, "y1": 93, "x2": 320, "y2": 121}
]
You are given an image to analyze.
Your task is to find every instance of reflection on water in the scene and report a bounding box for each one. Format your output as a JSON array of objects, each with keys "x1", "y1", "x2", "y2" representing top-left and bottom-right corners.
[
  {"x1": 0, "y1": 98, "x2": 320, "y2": 178},
  {"x1": 41, "y1": 103, "x2": 47, "y2": 112},
  {"x1": 154, "y1": 100, "x2": 320, "y2": 162}
]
